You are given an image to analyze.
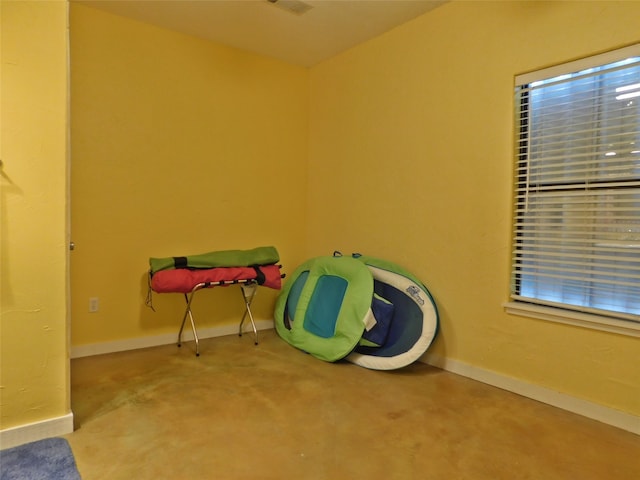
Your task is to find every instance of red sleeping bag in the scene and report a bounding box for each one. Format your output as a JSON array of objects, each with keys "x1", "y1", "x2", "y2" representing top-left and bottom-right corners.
[{"x1": 151, "y1": 264, "x2": 283, "y2": 294}]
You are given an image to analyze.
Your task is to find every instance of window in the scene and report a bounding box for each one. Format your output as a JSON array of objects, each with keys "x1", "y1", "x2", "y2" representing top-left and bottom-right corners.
[{"x1": 510, "y1": 45, "x2": 640, "y2": 328}]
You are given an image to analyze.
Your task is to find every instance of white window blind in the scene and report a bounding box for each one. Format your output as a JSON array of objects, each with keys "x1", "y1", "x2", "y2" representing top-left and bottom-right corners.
[{"x1": 511, "y1": 44, "x2": 640, "y2": 323}]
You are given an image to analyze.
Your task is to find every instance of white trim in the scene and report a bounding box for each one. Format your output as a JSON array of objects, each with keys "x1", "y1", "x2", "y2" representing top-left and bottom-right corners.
[
  {"x1": 70, "y1": 319, "x2": 274, "y2": 358},
  {"x1": 516, "y1": 43, "x2": 640, "y2": 85},
  {"x1": 0, "y1": 412, "x2": 74, "y2": 450},
  {"x1": 504, "y1": 302, "x2": 640, "y2": 338},
  {"x1": 68, "y1": 321, "x2": 639, "y2": 435},
  {"x1": 420, "y1": 353, "x2": 640, "y2": 436}
]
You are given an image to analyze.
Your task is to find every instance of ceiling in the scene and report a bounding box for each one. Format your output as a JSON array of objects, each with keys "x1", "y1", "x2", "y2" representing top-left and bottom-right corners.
[{"x1": 74, "y1": 0, "x2": 447, "y2": 67}]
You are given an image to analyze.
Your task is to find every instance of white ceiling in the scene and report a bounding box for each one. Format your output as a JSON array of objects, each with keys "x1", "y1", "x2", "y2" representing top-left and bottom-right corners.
[{"x1": 75, "y1": 0, "x2": 447, "y2": 67}]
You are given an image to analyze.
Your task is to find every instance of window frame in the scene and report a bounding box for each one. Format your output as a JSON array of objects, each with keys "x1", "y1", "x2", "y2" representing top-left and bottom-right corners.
[{"x1": 505, "y1": 44, "x2": 640, "y2": 336}]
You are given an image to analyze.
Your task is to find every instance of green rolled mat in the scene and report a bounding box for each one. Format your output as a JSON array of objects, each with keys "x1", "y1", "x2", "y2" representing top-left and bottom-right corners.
[{"x1": 150, "y1": 246, "x2": 280, "y2": 274}]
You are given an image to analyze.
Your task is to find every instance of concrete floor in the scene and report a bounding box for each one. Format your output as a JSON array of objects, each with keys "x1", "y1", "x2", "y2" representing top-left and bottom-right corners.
[{"x1": 66, "y1": 329, "x2": 640, "y2": 479}]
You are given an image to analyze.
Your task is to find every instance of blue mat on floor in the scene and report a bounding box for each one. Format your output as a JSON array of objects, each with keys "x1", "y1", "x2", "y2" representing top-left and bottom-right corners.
[{"x1": 0, "y1": 438, "x2": 81, "y2": 480}]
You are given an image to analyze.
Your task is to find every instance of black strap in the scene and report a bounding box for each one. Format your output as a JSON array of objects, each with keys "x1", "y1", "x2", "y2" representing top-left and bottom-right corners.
[
  {"x1": 173, "y1": 256, "x2": 188, "y2": 269},
  {"x1": 251, "y1": 265, "x2": 266, "y2": 285},
  {"x1": 145, "y1": 270, "x2": 156, "y2": 312}
]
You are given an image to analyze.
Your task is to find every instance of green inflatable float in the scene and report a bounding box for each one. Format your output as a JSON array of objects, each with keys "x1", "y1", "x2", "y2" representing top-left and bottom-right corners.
[{"x1": 274, "y1": 253, "x2": 439, "y2": 370}]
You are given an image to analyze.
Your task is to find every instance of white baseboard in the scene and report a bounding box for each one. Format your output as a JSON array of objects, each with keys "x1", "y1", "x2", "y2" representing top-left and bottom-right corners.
[
  {"x1": 0, "y1": 412, "x2": 74, "y2": 450},
  {"x1": 71, "y1": 319, "x2": 274, "y2": 359},
  {"x1": 70, "y1": 324, "x2": 638, "y2": 436},
  {"x1": 421, "y1": 353, "x2": 640, "y2": 436}
]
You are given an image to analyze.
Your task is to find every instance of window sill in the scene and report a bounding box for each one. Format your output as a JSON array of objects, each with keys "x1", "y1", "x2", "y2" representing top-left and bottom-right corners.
[{"x1": 503, "y1": 302, "x2": 640, "y2": 338}]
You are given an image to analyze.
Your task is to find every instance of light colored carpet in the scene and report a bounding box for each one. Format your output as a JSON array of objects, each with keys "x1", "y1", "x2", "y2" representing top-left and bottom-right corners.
[{"x1": 67, "y1": 329, "x2": 640, "y2": 479}]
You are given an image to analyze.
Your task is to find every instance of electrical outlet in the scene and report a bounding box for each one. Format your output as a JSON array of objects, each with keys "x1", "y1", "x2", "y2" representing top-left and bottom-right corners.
[{"x1": 89, "y1": 297, "x2": 99, "y2": 313}]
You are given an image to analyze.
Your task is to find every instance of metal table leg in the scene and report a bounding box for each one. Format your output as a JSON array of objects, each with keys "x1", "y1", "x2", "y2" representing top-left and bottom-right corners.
[
  {"x1": 178, "y1": 289, "x2": 201, "y2": 357},
  {"x1": 239, "y1": 283, "x2": 259, "y2": 345}
]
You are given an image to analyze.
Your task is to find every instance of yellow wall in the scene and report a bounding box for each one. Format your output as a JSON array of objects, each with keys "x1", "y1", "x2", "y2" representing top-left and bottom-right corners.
[
  {"x1": 69, "y1": 5, "x2": 308, "y2": 346},
  {"x1": 0, "y1": 1, "x2": 70, "y2": 429},
  {"x1": 62, "y1": 0, "x2": 640, "y2": 423},
  {"x1": 308, "y1": 0, "x2": 640, "y2": 415}
]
